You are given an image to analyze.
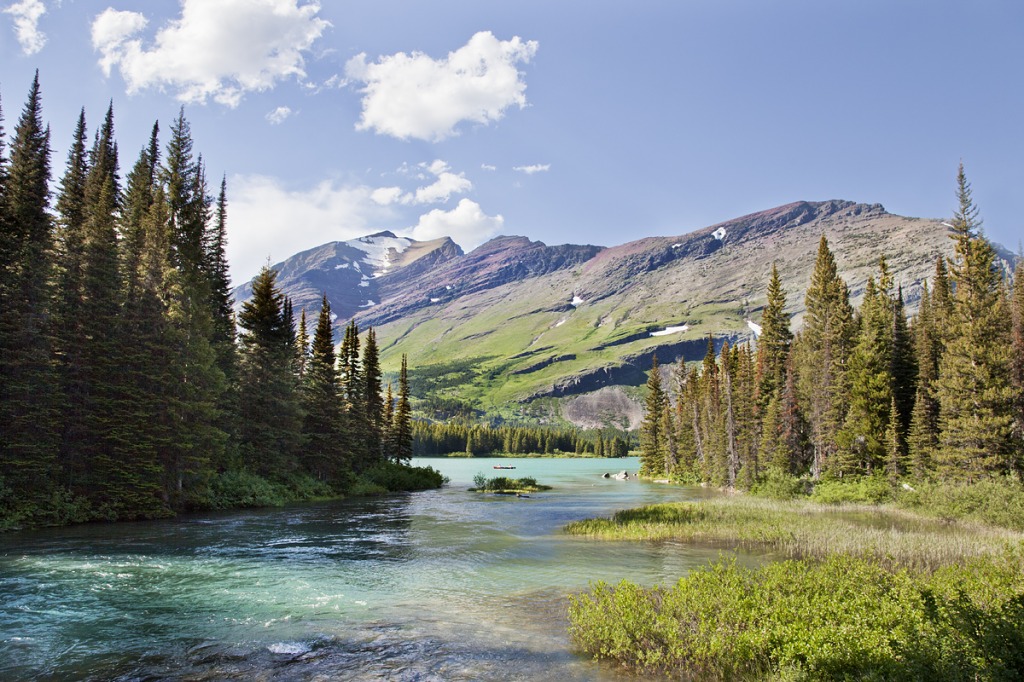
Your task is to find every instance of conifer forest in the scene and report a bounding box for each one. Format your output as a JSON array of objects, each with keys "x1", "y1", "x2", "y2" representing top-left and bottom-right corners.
[
  {"x1": 0, "y1": 75, "x2": 424, "y2": 530},
  {"x1": 638, "y1": 164, "x2": 1024, "y2": 488}
]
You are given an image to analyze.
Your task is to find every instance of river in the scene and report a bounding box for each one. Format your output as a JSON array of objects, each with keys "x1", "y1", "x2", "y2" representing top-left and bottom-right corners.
[{"x1": 0, "y1": 457, "x2": 757, "y2": 680}]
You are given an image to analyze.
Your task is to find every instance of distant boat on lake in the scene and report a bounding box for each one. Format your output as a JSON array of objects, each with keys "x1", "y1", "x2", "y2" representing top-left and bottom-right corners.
[{"x1": 493, "y1": 465, "x2": 516, "y2": 469}]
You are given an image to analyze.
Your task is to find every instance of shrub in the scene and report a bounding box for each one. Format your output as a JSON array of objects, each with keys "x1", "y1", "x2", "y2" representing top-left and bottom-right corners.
[
  {"x1": 751, "y1": 470, "x2": 808, "y2": 500},
  {"x1": 810, "y1": 473, "x2": 894, "y2": 505},
  {"x1": 569, "y1": 549, "x2": 1024, "y2": 680}
]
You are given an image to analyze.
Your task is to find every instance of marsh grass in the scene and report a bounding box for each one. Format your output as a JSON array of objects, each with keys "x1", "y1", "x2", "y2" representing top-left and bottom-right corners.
[{"x1": 564, "y1": 495, "x2": 1024, "y2": 570}]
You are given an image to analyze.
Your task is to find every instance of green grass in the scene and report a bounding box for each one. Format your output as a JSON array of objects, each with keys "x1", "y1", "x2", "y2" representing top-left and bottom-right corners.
[{"x1": 564, "y1": 495, "x2": 1024, "y2": 570}]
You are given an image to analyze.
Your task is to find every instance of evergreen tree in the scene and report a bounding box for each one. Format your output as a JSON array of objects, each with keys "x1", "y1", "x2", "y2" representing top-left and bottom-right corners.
[
  {"x1": 301, "y1": 295, "x2": 346, "y2": 482},
  {"x1": 52, "y1": 109, "x2": 90, "y2": 489},
  {"x1": 890, "y1": 284, "x2": 917, "y2": 443},
  {"x1": 934, "y1": 164, "x2": 1015, "y2": 479},
  {"x1": 0, "y1": 73, "x2": 59, "y2": 515},
  {"x1": 159, "y1": 110, "x2": 227, "y2": 499},
  {"x1": 795, "y1": 235, "x2": 854, "y2": 478},
  {"x1": 908, "y1": 282, "x2": 940, "y2": 475},
  {"x1": 757, "y1": 262, "x2": 793, "y2": 406},
  {"x1": 836, "y1": 274, "x2": 894, "y2": 475},
  {"x1": 237, "y1": 266, "x2": 301, "y2": 477},
  {"x1": 393, "y1": 354, "x2": 413, "y2": 462},
  {"x1": 639, "y1": 356, "x2": 668, "y2": 476},
  {"x1": 1011, "y1": 259, "x2": 1024, "y2": 471},
  {"x1": 362, "y1": 328, "x2": 384, "y2": 464}
]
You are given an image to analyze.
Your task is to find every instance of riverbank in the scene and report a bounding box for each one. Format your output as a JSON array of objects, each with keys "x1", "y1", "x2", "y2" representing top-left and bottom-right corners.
[{"x1": 566, "y1": 487, "x2": 1024, "y2": 679}]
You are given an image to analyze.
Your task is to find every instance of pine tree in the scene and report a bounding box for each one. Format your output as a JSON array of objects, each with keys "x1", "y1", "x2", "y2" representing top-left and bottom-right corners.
[
  {"x1": 639, "y1": 356, "x2": 667, "y2": 476},
  {"x1": 52, "y1": 109, "x2": 90, "y2": 489},
  {"x1": 0, "y1": 73, "x2": 60, "y2": 515},
  {"x1": 1011, "y1": 259, "x2": 1024, "y2": 472},
  {"x1": 757, "y1": 262, "x2": 793, "y2": 406},
  {"x1": 295, "y1": 308, "x2": 310, "y2": 380},
  {"x1": 160, "y1": 110, "x2": 227, "y2": 499},
  {"x1": 339, "y1": 320, "x2": 369, "y2": 468},
  {"x1": 362, "y1": 328, "x2": 384, "y2": 464},
  {"x1": 301, "y1": 295, "x2": 346, "y2": 482},
  {"x1": 908, "y1": 282, "x2": 940, "y2": 475},
  {"x1": 890, "y1": 284, "x2": 917, "y2": 450},
  {"x1": 795, "y1": 235, "x2": 854, "y2": 478},
  {"x1": 934, "y1": 163, "x2": 1015, "y2": 479},
  {"x1": 836, "y1": 274, "x2": 894, "y2": 476},
  {"x1": 382, "y1": 382, "x2": 396, "y2": 457},
  {"x1": 393, "y1": 354, "x2": 413, "y2": 462},
  {"x1": 237, "y1": 266, "x2": 301, "y2": 477}
]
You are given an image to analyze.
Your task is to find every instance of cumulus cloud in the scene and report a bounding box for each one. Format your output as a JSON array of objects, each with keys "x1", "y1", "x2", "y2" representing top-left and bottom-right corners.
[
  {"x1": 481, "y1": 163, "x2": 497, "y2": 171},
  {"x1": 91, "y1": 0, "x2": 329, "y2": 107},
  {"x1": 346, "y1": 31, "x2": 538, "y2": 141},
  {"x1": 226, "y1": 174, "x2": 397, "y2": 283},
  {"x1": 410, "y1": 198, "x2": 503, "y2": 249},
  {"x1": 4, "y1": 0, "x2": 46, "y2": 55},
  {"x1": 513, "y1": 163, "x2": 550, "y2": 175},
  {"x1": 266, "y1": 106, "x2": 294, "y2": 124},
  {"x1": 372, "y1": 159, "x2": 472, "y2": 206}
]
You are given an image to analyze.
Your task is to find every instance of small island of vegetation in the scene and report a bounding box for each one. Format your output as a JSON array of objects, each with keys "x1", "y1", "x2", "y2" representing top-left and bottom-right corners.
[{"x1": 470, "y1": 474, "x2": 552, "y2": 494}]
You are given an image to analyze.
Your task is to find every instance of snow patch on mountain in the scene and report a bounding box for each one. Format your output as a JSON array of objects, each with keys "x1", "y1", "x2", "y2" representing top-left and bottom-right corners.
[
  {"x1": 746, "y1": 319, "x2": 762, "y2": 337},
  {"x1": 650, "y1": 324, "x2": 689, "y2": 337},
  {"x1": 712, "y1": 227, "x2": 727, "y2": 241},
  {"x1": 571, "y1": 295, "x2": 584, "y2": 307}
]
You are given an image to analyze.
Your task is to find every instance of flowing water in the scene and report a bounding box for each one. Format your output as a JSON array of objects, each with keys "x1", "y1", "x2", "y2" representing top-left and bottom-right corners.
[{"x1": 0, "y1": 457, "x2": 761, "y2": 680}]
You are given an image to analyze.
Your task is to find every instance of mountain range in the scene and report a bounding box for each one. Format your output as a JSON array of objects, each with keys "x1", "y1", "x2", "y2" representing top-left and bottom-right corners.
[{"x1": 232, "y1": 200, "x2": 1017, "y2": 429}]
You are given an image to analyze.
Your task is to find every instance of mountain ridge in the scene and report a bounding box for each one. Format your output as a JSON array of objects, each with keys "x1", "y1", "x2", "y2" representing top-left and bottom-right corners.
[{"x1": 233, "y1": 199, "x2": 1017, "y2": 427}]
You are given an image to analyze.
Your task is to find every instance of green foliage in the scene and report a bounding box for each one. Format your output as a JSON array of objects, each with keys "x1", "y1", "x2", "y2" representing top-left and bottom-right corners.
[
  {"x1": 750, "y1": 470, "x2": 807, "y2": 500},
  {"x1": 810, "y1": 473, "x2": 895, "y2": 505},
  {"x1": 360, "y1": 461, "x2": 447, "y2": 492},
  {"x1": 569, "y1": 550, "x2": 1024, "y2": 680},
  {"x1": 897, "y1": 477, "x2": 1024, "y2": 531},
  {"x1": 470, "y1": 475, "x2": 551, "y2": 493}
]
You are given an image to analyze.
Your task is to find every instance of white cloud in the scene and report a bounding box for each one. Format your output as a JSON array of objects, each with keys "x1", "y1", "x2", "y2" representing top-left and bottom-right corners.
[
  {"x1": 513, "y1": 163, "x2": 550, "y2": 175},
  {"x1": 266, "y1": 106, "x2": 294, "y2": 124},
  {"x1": 4, "y1": 0, "x2": 46, "y2": 55},
  {"x1": 371, "y1": 159, "x2": 472, "y2": 206},
  {"x1": 481, "y1": 163, "x2": 497, "y2": 171},
  {"x1": 410, "y1": 198, "x2": 503, "y2": 249},
  {"x1": 91, "y1": 0, "x2": 329, "y2": 107},
  {"x1": 226, "y1": 174, "x2": 397, "y2": 283},
  {"x1": 346, "y1": 31, "x2": 538, "y2": 141}
]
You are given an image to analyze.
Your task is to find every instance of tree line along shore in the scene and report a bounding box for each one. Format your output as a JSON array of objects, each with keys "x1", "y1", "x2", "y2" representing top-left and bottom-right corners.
[{"x1": 0, "y1": 74, "x2": 443, "y2": 531}]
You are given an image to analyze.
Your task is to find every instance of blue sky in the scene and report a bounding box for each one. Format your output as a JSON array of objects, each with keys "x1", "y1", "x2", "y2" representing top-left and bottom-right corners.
[{"x1": 2, "y1": 0, "x2": 1021, "y2": 283}]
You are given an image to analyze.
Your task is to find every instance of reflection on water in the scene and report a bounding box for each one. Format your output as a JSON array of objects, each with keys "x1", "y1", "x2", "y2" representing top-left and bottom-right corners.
[{"x1": 0, "y1": 457, "x2": 754, "y2": 680}]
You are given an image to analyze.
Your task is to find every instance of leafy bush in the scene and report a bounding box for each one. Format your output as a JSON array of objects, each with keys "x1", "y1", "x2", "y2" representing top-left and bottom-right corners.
[
  {"x1": 361, "y1": 461, "x2": 447, "y2": 492},
  {"x1": 751, "y1": 471, "x2": 808, "y2": 500},
  {"x1": 897, "y1": 477, "x2": 1024, "y2": 531},
  {"x1": 569, "y1": 549, "x2": 1024, "y2": 680},
  {"x1": 206, "y1": 470, "x2": 290, "y2": 509},
  {"x1": 810, "y1": 473, "x2": 894, "y2": 505},
  {"x1": 470, "y1": 475, "x2": 550, "y2": 493}
]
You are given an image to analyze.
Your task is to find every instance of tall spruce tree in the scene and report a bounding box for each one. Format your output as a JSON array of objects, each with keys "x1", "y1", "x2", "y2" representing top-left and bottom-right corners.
[
  {"x1": 795, "y1": 235, "x2": 854, "y2": 478},
  {"x1": 1011, "y1": 258, "x2": 1024, "y2": 471},
  {"x1": 836, "y1": 272, "x2": 894, "y2": 476},
  {"x1": 757, "y1": 262, "x2": 793, "y2": 406},
  {"x1": 301, "y1": 295, "x2": 346, "y2": 482},
  {"x1": 639, "y1": 356, "x2": 668, "y2": 476},
  {"x1": 160, "y1": 110, "x2": 226, "y2": 499},
  {"x1": 934, "y1": 164, "x2": 1015, "y2": 479},
  {"x1": 0, "y1": 73, "x2": 59, "y2": 516},
  {"x1": 237, "y1": 266, "x2": 302, "y2": 477},
  {"x1": 392, "y1": 354, "x2": 413, "y2": 462},
  {"x1": 52, "y1": 109, "x2": 90, "y2": 489},
  {"x1": 362, "y1": 328, "x2": 384, "y2": 464}
]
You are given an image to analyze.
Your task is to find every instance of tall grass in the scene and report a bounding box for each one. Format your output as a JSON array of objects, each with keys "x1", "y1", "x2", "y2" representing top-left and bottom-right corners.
[{"x1": 565, "y1": 496, "x2": 1024, "y2": 570}]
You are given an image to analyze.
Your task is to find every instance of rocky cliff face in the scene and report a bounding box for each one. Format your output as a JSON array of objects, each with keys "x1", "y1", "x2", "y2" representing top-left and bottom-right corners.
[{"x1": 233, "y1": 201, "x2": 1015, "y2": 427}]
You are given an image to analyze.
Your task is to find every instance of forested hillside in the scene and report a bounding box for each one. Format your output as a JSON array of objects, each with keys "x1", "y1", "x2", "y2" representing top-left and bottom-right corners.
[
  {"x1": 637, "y1": 165, "x2": 1023, "y2": 486},
  {"x1": 0, "y1": 75, "x2": 431, "y2": 531}
]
